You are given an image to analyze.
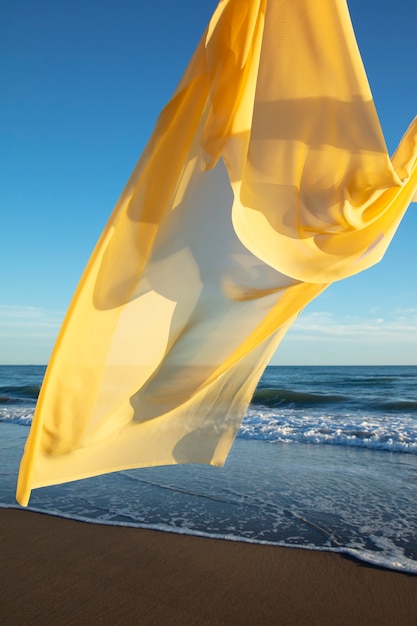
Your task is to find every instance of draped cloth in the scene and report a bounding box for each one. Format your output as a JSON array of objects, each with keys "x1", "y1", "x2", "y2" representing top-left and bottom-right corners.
[{"x1": 17, "y1": 0, "x2": 417, "y2": 505}]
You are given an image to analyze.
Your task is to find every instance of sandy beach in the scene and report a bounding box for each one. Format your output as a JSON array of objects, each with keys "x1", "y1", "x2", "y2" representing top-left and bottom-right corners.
[{"x1": 1, "y1": 509, "x2": 417, "y2": 625}]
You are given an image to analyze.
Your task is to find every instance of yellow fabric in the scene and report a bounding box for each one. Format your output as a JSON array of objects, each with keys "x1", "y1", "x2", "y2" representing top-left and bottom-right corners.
[{"x1": 16, "y1": 0, "x2": 417, "y2": 506}]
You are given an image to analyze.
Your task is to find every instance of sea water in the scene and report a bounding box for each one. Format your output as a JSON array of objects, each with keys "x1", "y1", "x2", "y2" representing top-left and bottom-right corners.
[{"x1": 1, "y1": 365, "x2": 417, "y2": 573}]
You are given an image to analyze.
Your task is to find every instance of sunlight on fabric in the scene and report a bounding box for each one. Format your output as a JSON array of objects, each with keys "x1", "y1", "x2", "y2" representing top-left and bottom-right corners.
[{"x1": 17, "y1": 0, "x2": 416, "y2": 505}]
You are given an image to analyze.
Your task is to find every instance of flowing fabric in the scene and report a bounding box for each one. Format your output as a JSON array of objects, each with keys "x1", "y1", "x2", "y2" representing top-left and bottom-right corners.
[{"x1": 17, "y1": 0, "x2": 417, "y2": 505}]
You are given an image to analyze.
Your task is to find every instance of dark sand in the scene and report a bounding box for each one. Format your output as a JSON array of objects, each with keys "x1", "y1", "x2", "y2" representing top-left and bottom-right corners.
[{"x1": 1, "y1": 509, "x2": 416, "y2": 625}]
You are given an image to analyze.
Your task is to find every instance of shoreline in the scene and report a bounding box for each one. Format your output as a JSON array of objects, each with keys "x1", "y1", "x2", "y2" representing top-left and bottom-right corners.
[
  {"x1": 3, "y1": 502, "x2": 417, "y2": 576},
  {"x1": 1, "y1": 509, "x2": 417, "y2": 625}
]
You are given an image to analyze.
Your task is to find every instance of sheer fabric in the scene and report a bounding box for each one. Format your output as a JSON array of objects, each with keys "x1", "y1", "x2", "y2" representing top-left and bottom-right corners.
[{"x1": 17, "y1": 0, "x2": 417, "y2": 505}]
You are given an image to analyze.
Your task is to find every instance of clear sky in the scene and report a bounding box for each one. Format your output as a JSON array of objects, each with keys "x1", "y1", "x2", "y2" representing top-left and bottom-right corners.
[{"x1": 1, "y1": 0, "x2": 416, "y2": 365}]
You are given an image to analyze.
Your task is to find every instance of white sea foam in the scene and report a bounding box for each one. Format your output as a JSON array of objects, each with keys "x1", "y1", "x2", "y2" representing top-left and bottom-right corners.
[
  {"x1": 239, "y1": 406, "x2": 417, "y2": 454},
  {"x1": 3, "y1": 502, "x2": 416, "y2": 574},
  {"x1": 0, "y1": 407, "x2": 34, "y2": 426},
  {"x1": 3, "y1": 403, "x2": 417, "y2": 454}
]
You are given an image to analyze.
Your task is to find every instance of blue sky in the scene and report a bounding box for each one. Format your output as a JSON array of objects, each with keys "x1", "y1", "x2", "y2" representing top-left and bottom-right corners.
[{"x1": 1, "y1": 0, "x2": 416, "y2": 365}]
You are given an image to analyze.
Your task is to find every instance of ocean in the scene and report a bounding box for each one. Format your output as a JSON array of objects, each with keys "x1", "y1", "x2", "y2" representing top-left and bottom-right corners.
[{"x1": 1, "y1": 364, "x2": 417, "y2": 574}]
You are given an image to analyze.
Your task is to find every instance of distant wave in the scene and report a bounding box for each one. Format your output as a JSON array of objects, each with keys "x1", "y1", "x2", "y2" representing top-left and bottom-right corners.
[
  {"x1": 376, "y1": 400, "x2": 417, "y2": 412},
  {"x1": 251, "y1": 387, "x2": 417, "y2": 414},
  {"x1": 341, "y1": 376, "x2": 398, "y2": 386},
  {"x1": 252, "y1": 388, "x2": 348, "y2": 408},
  {"x1": 0, "y1": 385, "x2": 40, "y2": 404}
]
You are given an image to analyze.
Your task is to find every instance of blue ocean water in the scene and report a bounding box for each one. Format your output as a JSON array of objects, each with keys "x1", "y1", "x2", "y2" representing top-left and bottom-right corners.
[{"x1": 1, "y1": 364, "x2": 417, "y2": 573}]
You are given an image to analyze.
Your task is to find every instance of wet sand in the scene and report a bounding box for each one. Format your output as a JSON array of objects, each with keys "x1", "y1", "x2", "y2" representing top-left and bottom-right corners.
[{"x1": 1, "y1": 508, "x2": 417, "y2": 625}]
